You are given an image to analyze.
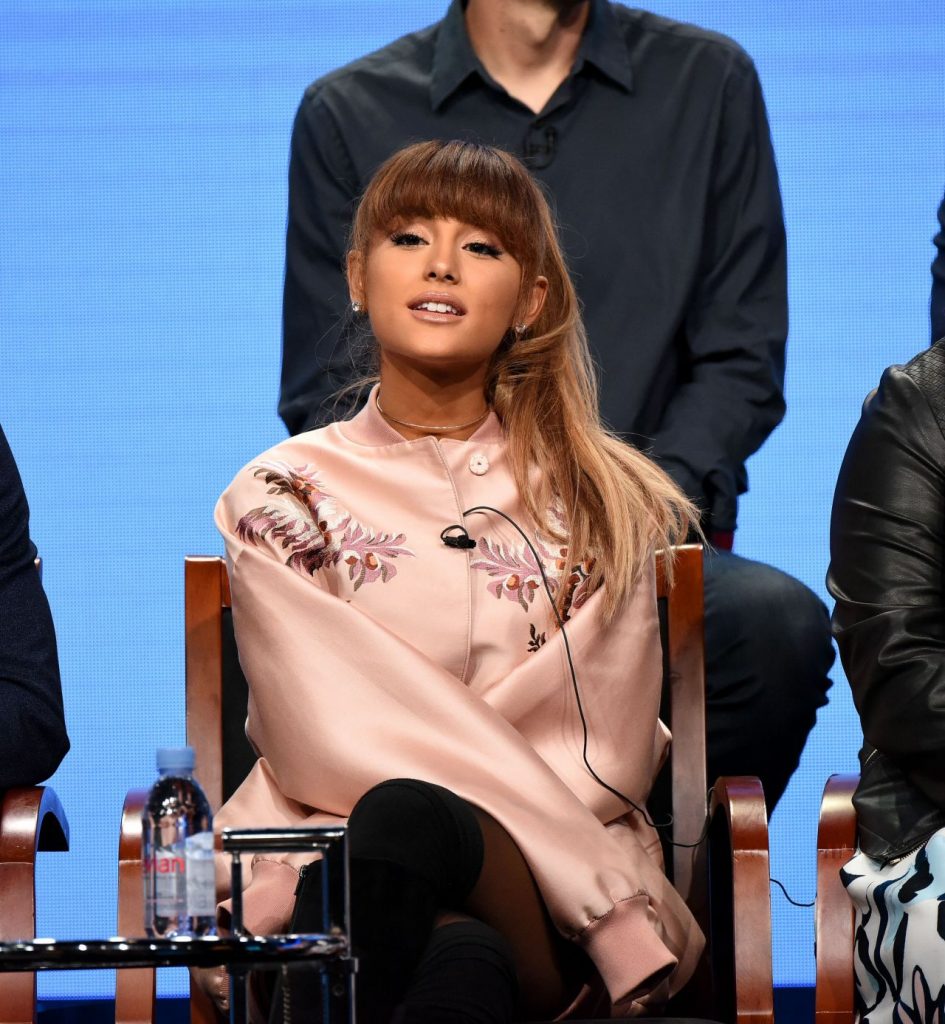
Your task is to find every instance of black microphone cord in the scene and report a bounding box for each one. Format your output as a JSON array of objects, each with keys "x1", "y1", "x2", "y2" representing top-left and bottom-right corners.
[
  {"x1": 446, "y1": 506, "x2": 817, "y2": 903},
  {"x1": 458, "y1": 505, "x2": 712, "y2": 849}
]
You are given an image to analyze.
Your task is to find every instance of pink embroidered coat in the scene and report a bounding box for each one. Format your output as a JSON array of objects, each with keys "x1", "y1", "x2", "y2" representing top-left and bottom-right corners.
[{"x1": 212, "y1": 390, "x2": 703, "y2": 1016}]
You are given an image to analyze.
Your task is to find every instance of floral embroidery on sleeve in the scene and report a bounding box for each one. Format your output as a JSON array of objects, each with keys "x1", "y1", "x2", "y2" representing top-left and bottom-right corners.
[
  {"x1": 235, "y1": 461, "x2": 414, "y2": 588},
  {"x1": 542, "y1": 504, "x2": 596, "y2": 618},
  {"x1": 527, "y1": 623, "x2": 547, "y2": 653},
  {"x1": 561, "y1": 559, "x2": 595, "y2": 619},
  {"x1": 469, "y1": 515, "x2": 595, "y2": 624},
  {"x1": 469, "y1": 536, "x2": 547, "y2": 611}
]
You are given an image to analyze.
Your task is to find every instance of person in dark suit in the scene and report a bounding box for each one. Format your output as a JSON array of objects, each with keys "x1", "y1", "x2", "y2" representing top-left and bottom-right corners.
[{"x1": 0, "y1": 424, "x2": 69, "y2": 789}]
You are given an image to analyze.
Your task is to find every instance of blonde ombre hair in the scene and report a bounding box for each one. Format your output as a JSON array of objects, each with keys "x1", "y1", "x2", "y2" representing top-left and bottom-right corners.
[{"x1": 348, "y1": 140, "x2": 698, "y2": 623}]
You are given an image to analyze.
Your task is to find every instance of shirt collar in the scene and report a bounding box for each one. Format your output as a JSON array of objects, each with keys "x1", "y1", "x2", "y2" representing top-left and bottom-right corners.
[
  {"x1": 430, "y1": 0, "x2": 483, "y2": 112},
  {"x1": 340, "y1": 384, "x2": 504, "y2": 447},
  {"x1": 430, "y1": 0, "x2": 633, "y2": 112},
  {"x1": 577, "y1": 0, "x2": 634, "y2": 93}
]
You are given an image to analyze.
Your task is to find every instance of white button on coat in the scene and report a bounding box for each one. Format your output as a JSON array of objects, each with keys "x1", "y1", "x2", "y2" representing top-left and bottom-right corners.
[{"x1": 468, "y1": 453, "x2": 489, "y2": 476}]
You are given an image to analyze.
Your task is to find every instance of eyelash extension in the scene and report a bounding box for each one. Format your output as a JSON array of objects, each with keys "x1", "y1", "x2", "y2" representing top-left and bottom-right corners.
[
  {"x1": 388, "y1": 231, "x2": 503, "y2": 258},
  {"x1": 467, "y1": 241, "x2": 504, "y2": 258}
]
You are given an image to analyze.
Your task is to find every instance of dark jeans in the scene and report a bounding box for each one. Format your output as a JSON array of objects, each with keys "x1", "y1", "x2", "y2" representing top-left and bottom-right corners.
[{"x1": 703, "y1": 550, "x2": 834, "y2": 810}]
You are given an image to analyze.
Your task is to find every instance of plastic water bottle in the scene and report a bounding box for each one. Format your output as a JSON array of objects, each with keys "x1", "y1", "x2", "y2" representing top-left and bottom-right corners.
[{"x1": 142, "y1": 746, "x2": 216, "y2": 937}]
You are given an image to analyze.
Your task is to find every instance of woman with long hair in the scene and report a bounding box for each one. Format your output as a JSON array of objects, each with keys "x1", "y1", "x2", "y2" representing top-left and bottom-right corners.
[{"x1": 207, "y1": 140, "x2": 702, "y2": 1021}]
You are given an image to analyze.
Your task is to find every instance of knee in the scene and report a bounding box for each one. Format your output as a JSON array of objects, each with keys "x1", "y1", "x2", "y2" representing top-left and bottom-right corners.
[
  {"x1": 710, "y1": 556, "x2": 834, "y2": 669},
  {"x1": 348, "y1": 779, "x2": 483, "y2": 899},
  {"x1": 349, "y1": 779, "x2": 447, "y2": 858},
  {"x1": 349, "y1": 779, "x2": 434, "y2": 846},
  {"x1": 768, "y1": 574, "x2": 835, "y2": 684}
]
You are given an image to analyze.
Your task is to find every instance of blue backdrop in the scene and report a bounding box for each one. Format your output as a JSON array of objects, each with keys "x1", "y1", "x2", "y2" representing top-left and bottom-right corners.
[{"x1": 1, "y1": 0, "x2": 943, "y2": 1000}]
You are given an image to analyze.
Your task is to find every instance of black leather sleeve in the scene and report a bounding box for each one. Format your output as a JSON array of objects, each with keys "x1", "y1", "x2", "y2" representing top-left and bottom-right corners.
[
  {"x1": 933, "y1": 193, "x2": 945, "y2": 344},
  {"x1": 828, "y1": 357, "x2": 945, "y2": 811}
]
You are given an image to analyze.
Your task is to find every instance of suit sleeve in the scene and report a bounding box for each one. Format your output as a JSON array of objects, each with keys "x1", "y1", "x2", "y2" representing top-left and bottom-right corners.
[
  {"x1": 0, "y1": 426, "x2": 69, "y2": 788},
  {"x1": 827, "y1": 365, "x2": 945, "y2": 809},
  {"x1": 649, "y1": 56, "x2": 786, "y2": 532},
  {"x1": 280, "y1": 92, "x2": 363, "y2": 435}
]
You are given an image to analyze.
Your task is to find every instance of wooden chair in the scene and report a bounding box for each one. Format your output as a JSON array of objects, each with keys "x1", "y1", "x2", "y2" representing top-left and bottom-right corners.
[
  {"x1": 0, "y1": 786, "x2": 70, "y2": 1024},
  {"x1": 117, "y1": 545, "x2": 773, "y2": 1023},
  {"x1": 814, "y1": 774, "x2": 858, "y2": 1024}
]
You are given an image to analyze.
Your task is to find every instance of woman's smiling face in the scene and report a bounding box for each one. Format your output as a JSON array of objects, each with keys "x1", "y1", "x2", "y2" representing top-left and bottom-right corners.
[{"x1": 349, "y1": 216, "x2": 546, "y2": 374}]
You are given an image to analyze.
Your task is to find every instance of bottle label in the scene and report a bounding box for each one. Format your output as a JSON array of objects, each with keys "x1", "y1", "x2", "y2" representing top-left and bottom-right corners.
[
  {"x1": 152, "y1": 843, "x2": 187, "y2": 917},
  {"x1": 185, "y1": 831, "x2": 216, "y2": 917}
]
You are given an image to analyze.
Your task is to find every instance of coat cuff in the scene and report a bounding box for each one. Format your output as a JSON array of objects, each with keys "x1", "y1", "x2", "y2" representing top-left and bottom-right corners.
[{"x1": 575, "y1": 893, "x2": 676, "y2": 1006}]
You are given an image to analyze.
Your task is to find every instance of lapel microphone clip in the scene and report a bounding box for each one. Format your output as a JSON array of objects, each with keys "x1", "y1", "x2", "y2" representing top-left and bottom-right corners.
[{"x1": 440, "y1": 524, "x2": 477, "y2": 550}]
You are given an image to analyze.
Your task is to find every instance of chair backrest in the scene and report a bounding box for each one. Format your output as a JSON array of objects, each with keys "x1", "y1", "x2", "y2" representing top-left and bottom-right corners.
[
  {"x1": 185, "y1": 556, "x2": 253, "y2": 811},
  {"x1": 654, "y1": 545, "x2": 709, "y2": 909}
]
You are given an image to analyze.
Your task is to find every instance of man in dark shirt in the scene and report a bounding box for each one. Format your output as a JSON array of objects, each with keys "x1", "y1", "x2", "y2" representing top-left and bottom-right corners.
[
  {"x1": 0, "y1": 424, "x2": 69, "y2": 790},
  {"x1": 933, "y1": 193, "x2": 945, "y2": 342},
  {"x1": 280, "y1": 0, "x2": 834, "y2": 809}
]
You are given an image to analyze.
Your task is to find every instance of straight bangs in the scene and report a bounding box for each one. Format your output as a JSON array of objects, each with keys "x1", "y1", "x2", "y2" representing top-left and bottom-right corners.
[{"x1": 351, "y1": 141, "x2": 545, "y2": 274}]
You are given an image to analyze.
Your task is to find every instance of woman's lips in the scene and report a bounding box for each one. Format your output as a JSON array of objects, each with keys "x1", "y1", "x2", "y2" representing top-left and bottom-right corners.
[
  {"x1": 407, "y1": 307, "x2": 462, "y2": 323},
  {"x1": 408, "y1": 298, "x2": 466, "y2": 323}
]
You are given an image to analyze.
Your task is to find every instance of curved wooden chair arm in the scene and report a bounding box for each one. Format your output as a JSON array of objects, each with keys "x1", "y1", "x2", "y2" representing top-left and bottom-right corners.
[
  {"x1": 116, "y1": 788, "x2": 156, "y2": 1024},
  {"x1": 709, "y1": 775, "x2": 773, "y2": 1024},
  {"x1": 0, "y1": 786, "x2": 69, "y2": 864},
  {"x1": 815, "y1": 773, "x2": 858, "y2": 1024},
  {"x1": 0, "y1": 786, "x2": 69, "y2": 1024}
]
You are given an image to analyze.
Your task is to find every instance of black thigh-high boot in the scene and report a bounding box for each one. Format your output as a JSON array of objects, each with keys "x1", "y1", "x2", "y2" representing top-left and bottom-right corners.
[
  {"x1": 393, "y1": 919, "x2": 518, "y2": 1024},
  {"x1": 270, "y1": 779, "x2": 485, "y2": 1024},
  {"x1": 347, "y1": 779, "x2": 485, "y2": 1022}
]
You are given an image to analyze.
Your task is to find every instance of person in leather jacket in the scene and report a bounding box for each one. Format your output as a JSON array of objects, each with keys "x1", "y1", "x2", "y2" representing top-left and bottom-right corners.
[{"x1": 828, "y1": 338, "x2": 945, "y2": 1021}]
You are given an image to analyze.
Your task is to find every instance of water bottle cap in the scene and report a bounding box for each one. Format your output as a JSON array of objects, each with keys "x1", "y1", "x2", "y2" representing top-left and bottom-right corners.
[{"x1": 156, "y1": 746, "x2": 195, "y2": 775}]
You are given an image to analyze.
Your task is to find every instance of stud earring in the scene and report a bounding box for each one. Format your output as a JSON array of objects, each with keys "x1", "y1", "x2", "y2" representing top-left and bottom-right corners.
[
  {"x1": 514, "y1": 322, "x2": 527, "y2": 335},
  {"x1": 352, "y1": 301, "x2": 363, "y2": 313}
]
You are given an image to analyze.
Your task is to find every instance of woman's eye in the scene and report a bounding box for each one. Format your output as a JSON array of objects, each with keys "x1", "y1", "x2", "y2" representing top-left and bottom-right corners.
[
  {"x1": 390, "y1": 231, "x2": 425, "y2": 247},
  {"x1": 466, "y1": 241, "x2": 504, "y2": 258}
]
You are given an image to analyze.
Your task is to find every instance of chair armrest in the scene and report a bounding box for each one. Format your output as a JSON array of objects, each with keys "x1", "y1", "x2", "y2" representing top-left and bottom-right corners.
[
  {"x1": 815, "y1": 773, "x2": 858, "y2": 1024},
  {"x1": 708, "y1": 775, "x2": 773, "y2": 1024},
  {"x1": 0, "y1": 786, "x2": 69, "y2": 866},
  {"x1": 116, "y1": 788, "x2": 156, "y2": 1024},
  {"x1": 0, "y1": 785, "x2": 69, "y2": 936},
  {"x1": 0, "y1": 786, "x2": 69, "y2": 1024}
]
